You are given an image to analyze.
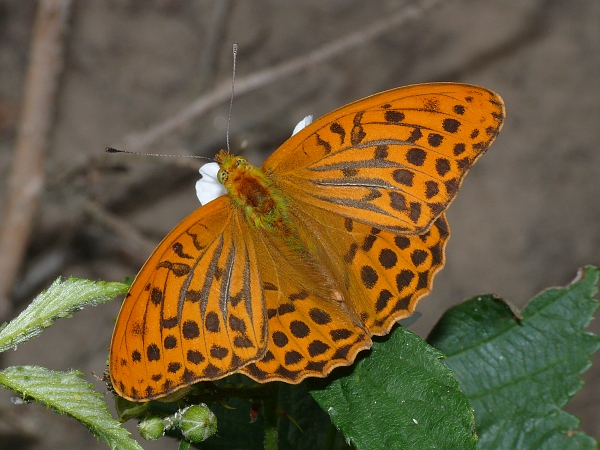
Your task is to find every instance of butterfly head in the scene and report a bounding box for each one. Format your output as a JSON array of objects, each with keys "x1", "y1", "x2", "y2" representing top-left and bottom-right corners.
[
  {"x1": 194, "y1": 150, "x2": 247, "y2": 206},
  {"x1": 212, "y1": 149, "x2": 291, "y2": 231},
  {"x1": 195, "y1": 150, "x2": 268, "y2": 209},
  {"x1": 215, "y1": 149, "x2": 251, "y2": 185}
]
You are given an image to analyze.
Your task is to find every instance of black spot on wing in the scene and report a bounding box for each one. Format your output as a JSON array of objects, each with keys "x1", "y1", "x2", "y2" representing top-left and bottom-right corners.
[
  {"x1": 316, "y1": 134, "x2": 332, "y2": 154},
  {"x1": 453, "y1": 105, "x2": 465, "y2": 115},
  {"x1": 384, "y1": 110, "x2": 405, "y2": 123},
  {"x1": 330, "y1": 122, "x2": 346, "y2": 144},
  {"x1": 406, "y1": 148, "x2": 426, "y2": 166},
  {"x1": 351, "y1": 111, "x2": 366, "y2": 145},
  {"x1": 442, "y1": 118, "x2": 461, "y2": 133},
  {"x1": 172, "y1": 242, "x2": 193, "y2": 259}
]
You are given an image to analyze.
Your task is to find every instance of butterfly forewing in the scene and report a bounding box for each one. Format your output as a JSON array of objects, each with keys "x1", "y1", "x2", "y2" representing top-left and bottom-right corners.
[
  {"x1": 110, "y1": 198, "x2": 268, "y2": 401},
  {"x1": 263, "y1": 83, "x2": 504, "y2": 234}
]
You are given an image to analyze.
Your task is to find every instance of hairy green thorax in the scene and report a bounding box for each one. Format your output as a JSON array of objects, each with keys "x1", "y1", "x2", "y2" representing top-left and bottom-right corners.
[{"x1": 215, "y1": 150, "x2": 294, "y2": 237}]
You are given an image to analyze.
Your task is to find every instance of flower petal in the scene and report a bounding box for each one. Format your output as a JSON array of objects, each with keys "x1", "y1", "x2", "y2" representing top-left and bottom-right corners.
[
  {"x1": 292, "y1": 115, "x2": 313, "y2": 136},
  {"x1": 195, "y1": 162, "x2": 226, "y2": 205}
]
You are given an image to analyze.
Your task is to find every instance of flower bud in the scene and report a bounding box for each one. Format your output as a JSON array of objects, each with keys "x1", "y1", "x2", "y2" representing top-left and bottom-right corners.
[
  {"x1": 138, "y1": 415, "x2": 165, "y2": 441},
  {"x1": 177, "y1": 404, "x2": 217, "y2": 442}
]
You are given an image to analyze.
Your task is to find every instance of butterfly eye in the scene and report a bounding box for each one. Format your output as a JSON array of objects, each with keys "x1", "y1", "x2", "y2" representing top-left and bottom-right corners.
[
  {"x1": 217, "y1": 169, "x2": 228, "y2": 184},
  {"x1": 234, "y1": 156, "x2": 248, "y2": 167}
]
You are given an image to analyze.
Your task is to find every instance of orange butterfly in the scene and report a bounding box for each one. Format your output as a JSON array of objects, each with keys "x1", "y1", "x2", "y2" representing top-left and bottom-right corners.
[{"x1": 110, "y1": 83, "x2": 505, "y2": 401}]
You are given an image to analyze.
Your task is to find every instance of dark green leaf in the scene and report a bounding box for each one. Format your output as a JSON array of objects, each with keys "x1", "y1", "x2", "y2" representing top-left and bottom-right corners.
[
  {"x1": 277, "y1": 382, "x2": 340, "y2": 450},
  {"x1": 310, "y1": 325, "x2": 476, "y2": 450},
  {"x1": 429, "y1": 266, "x2": 600, "y2": 449},
  {"x1": 200, "y1": 396, "x2": 265, "y2": 449},
  {"x1": 188, "y1": 378, "x2": 332, "y2": 450}
]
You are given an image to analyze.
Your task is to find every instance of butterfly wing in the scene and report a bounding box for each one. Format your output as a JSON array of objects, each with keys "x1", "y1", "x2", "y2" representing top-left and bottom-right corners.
[
  {"x1": 239, "y1": 210, "x2": 449, "y2": 383},
  {"x1": 240, "y1": 225, "x2": 371, "y2": 383},
  {"x1": 110, "y1": 197, "x2": 268, "y2": 401},
  {"x1": 293, "y1": 200, "x2": 450, "y2": 336},
  {"x1": 263, "y1": 83, "x2": 505, "y2": 234}
]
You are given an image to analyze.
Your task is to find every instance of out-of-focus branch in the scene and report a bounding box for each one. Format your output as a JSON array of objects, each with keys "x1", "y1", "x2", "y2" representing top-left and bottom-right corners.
[
  {"x1": 119, "y1": 0, "x2": 440, "y2": 153},
  {"x1": 80, "y1": 198, "x2": 158, "y2": 260},
  {"x1": 196, "y1": 0, "x2": 233, "y2": 92},
  {"x1": 0, "y1": 0, "x2": 72, "y2": 319}
]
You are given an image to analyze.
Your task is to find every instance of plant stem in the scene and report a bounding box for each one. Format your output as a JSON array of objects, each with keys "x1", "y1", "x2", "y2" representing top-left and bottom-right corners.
[{"x1": 263, "y1": 384, "x2": 279, "y2": 450}]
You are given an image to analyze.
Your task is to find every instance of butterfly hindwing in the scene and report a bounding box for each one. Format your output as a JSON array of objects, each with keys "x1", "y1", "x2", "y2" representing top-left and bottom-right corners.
[
  {"x1": 286, "y1": 201, "x2": 450, "y2": 336},
  {"x1": 240, "y1": 230, "x2": 371, "y2": 383}
]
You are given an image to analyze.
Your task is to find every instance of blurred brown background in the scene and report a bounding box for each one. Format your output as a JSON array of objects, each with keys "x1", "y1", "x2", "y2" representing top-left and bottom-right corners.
[{"x1": 0, "y1": 0, "x2": 599, "y2": 449}]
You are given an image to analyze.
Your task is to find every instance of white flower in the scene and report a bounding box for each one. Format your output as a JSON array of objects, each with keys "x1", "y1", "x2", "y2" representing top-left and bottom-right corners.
[
  {"x1": 292, "y1": 115, "x2": 313, "y2": 136},
  {"x1": 195, "y1": 162, "x2": 226, "y2": 205}
]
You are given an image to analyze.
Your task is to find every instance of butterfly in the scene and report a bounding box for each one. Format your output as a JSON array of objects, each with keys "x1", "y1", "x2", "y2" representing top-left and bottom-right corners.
[{"x1": 110, "y1": 83, "x2": 505, "y2": 401}]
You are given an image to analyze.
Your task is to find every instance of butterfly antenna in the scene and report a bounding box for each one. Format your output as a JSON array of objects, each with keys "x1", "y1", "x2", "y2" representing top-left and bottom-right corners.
[
  {"x1": 104, "y1": 147, "x2": 213, "y2": 161},
  {"x1": 226, "y1": 42, "x2": 238, "y2": 153}
]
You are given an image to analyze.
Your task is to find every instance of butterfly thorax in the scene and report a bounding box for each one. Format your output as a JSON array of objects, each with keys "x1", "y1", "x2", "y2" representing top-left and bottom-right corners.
[
  {"x1": 216, "y1": 150, "x2": 342, "y2": 303},
  {"x1": 216, "y1": 150, "x2": 294, "y2": 238}
]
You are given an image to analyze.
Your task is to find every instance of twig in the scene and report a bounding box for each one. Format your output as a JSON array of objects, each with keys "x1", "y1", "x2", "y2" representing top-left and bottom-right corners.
[
  {"x1": 0, "y1": 0, "x2": 72, "y2": 319},
  {"x1": 11, "y1": 249, "x2": 69, "y2": 303},
  {"x1": 196, "y1": 0, "x2": 233, "y2": 92},
  {"x1": 119, "y1": 0, "x2": 441, "y2": 153},
  {"x1": 80, "y1": 198, "x2": 158, "y2": 259}
]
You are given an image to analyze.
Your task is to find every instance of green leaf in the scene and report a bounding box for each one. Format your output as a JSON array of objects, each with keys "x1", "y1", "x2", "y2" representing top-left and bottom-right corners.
[
  {"x1": 310, "y1": 326, "x2": 477, "y2": 450},
  {"x1": 428, "y1": 266, "x2": 600, "y2": 450},
  {"x1": 0, "y1": 277, "x2": 128, "y2": 353},
  {"x1": 0, "y1": 365, "x2": 143, "y2": 450},
  {"x1": 277, "y1": 382, "x2": 339, "y2": 450}
]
